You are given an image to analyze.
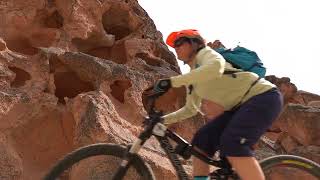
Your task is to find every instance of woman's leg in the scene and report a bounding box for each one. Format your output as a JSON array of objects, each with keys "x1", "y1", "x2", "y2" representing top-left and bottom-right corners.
[
  {"x1": 227, "y1": 156, "x2": 265, "y2": 180},
  {"x1": 192, "y1": 147, "x2": 210, "y2": 176},
  {"x1": 219, "y1": 89, "x2": 283, "y2": 180},
  {"x1": 191, "y1": 112, "x2": 233, "y2": 177}
]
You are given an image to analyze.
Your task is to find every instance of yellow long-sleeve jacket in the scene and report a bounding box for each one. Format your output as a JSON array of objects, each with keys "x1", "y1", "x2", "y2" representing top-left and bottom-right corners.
[{"x1": 162, "y1": 46, "x2": 275, "y2": 124}]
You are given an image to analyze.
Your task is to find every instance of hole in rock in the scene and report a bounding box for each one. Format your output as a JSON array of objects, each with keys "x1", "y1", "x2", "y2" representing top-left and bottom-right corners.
[
  {"x1": 5, "y1": 37, "x2": 38, "y2": 55},
  {"x1": 109, "y1": 42, "x2": 128, "y2": 64},
  {"x1": 72, "y1": 38, "x2": 128, "y2": 64},
  {"x1": 102, "y1": 6, "x2": 134, "y2": 40},
  {"x1": 45, "y1": 10, "x2": 64, "y2": 28},
  {"x1": 86, "y1": 47, "x2": 112, "y2": 61},
  {"x1": 110, "y1": 80, "x2": 132, "y2": 103},
  {"x1": 9, "y1": 66, "x2": 31, "y2": 87},
  {"x1": 49, "y1": 56, "x2": 66, "y2": 73},
  {"x1": 54, "y1": 71, "x2": 95, "y2": 104}
]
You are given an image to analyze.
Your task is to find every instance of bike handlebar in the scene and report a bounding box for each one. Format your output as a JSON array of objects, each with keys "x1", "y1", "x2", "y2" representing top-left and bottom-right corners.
[{"x1": 143, "y1": 86, "x2": 167, "y2": 115}]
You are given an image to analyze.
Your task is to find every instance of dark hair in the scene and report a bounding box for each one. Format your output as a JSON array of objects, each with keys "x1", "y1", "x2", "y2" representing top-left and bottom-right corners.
[
  {"x1": 174, "y1": 37, "x2": 205, "y2": 48},
  {"x1": 190, "y1": 38, "x2": 205, "y2": 46}
]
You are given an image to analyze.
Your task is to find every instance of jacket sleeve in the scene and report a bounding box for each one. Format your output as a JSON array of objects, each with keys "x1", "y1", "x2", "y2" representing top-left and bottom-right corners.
[
  {"x1": 162, "y1": 91, "x2": 201, "y2": 125},
  {"x1": 170, "y1": 48, "x2": 225, "y2": 88}
]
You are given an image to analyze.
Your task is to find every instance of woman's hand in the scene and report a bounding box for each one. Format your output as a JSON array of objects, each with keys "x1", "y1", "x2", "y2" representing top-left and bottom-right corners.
[{"x1": 154, "y1": 78, "x2": 172, "y2": 93}]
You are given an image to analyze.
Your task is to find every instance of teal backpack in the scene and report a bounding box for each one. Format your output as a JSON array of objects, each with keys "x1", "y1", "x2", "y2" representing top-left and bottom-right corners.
[{"x1": 215, "y1": 46, "x2": 266, "y2": 78}]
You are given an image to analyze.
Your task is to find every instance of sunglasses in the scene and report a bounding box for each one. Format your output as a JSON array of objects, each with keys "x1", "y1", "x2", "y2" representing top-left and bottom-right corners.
[{"x1": 173, "y1": 38, "x2": 189, "y2": 48}]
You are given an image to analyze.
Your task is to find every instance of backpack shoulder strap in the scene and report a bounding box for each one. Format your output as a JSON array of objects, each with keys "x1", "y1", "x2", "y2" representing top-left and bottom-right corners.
[
  {"x1": 231, "y1": 77, "x2": 261, "y2": 111},
  {"x1": 223, "y1": 70, "x2": 241, "y2": 78}
]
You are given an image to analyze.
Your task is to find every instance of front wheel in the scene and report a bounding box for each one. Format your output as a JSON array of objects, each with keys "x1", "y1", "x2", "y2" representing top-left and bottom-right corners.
[
  {"x1": 260, "y1": 155, "x2": 320, "y2": 180},
  {"x1": 43, "y1": 143, "x2": 155, "y2": 180}
]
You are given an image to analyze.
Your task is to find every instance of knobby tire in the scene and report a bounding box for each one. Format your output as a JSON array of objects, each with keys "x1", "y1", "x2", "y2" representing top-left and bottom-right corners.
[{"x1": 43, "y1": 143, "x2": 155, "y2": 180}]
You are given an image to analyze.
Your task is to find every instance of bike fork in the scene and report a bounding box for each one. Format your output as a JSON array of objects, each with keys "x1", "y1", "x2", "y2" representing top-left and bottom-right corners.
[
  {"x1": 112, "y1": 159, "x2": 132, "y2": 180},
  {"x1": 112, "y1": 139, "x2": 143, "y2": 180}
]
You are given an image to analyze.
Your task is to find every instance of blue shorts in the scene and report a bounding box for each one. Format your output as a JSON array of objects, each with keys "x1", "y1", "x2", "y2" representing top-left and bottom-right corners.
[{"x1": 191, "y1": 88, "x2": 283, "y2": 157}]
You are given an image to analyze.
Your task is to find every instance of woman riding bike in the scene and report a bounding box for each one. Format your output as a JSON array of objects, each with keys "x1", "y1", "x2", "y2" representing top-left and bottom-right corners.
[{"x1": 154, "y1": 29, "x2": 283, "y2": 180}]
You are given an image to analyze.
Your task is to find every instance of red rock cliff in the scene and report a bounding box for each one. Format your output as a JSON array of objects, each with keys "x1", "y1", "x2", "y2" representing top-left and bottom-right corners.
[{"x1": 0, "y1": 0, "x2": 319, "y2": 179}]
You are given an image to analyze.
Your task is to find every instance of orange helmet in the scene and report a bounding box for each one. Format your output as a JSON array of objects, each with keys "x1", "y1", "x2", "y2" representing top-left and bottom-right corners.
[{"x1": 166, "y1": 29, "x2": 205, "y2": 48}]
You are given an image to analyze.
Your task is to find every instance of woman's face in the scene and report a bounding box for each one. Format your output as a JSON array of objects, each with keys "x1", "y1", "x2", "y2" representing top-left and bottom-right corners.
[{"x1": 174, "y1": 41, "x2": 193, "y2": 62}]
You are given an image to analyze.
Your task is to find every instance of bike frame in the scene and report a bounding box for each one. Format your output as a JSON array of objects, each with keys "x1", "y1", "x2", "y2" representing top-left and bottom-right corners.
[
  {"x1": 113, "y1": 92, "x2": 234, "y2": 180},
  {"x1": 155, "y1": 129, "x2": 232, "y2": 180}
]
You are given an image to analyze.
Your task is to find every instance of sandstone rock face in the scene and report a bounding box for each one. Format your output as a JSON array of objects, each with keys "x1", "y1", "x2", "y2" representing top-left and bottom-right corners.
[
  {"x1": 308, "y1": 101, "x2": 320, "y2": 107},
  {"x1": 265, "y1": 75, "x2": 297, "y2": 104},
  {"x1": 279, "y1": 104, "x2": 320, "y2": 146},
  {"x1": 262, "y1": 76, "x2": 320, "y2": 166},
  {"x1": 257, "y1": 76, "x2": 320, "y2": 180},
  {"x1": 0, "y1": 134, "x2": 23, "y2": 179},
  {"x1": 0, "y1": 1, "x2": 319, "y2": 180},
  {"x1": 0, "y1": 0, "x2": 188, "y2": 179}
]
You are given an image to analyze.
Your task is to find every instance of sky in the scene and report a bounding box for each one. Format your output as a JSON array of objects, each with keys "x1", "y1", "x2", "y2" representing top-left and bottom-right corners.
[{"x1": 139, "y1": 0, "x2": 320, "y2": 95}]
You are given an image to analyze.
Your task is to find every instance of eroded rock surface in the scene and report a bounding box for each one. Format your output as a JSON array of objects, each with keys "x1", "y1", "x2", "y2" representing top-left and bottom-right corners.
[
  {"x1": 0, "y1": 0, "x2": 183, "y2": 179},
  {"x1": 260, "y1": 76, "x2": 320, "y2": 167},
  {"x1": 0, "y1": 0, "x2": 319, "y2": 180}
]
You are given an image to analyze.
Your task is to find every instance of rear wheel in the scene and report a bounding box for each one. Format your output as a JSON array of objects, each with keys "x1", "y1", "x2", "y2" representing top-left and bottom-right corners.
[
  {"x1": 43, "y1": 143, "x2": 155, "y2": 180},
  {"x1": 260, "y1": 155, "x2": 320, "y2": 180}
]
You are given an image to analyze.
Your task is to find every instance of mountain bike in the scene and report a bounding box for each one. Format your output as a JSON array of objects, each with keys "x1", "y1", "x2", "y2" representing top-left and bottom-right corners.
[{"x1": 44, "y1": 88, "x2": 320, "y2": 180}]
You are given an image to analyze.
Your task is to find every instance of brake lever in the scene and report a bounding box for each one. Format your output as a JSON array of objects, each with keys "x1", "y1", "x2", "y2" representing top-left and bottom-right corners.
[{"x1": 143, "y1": 110, "x2": 164, "y2": 126}]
